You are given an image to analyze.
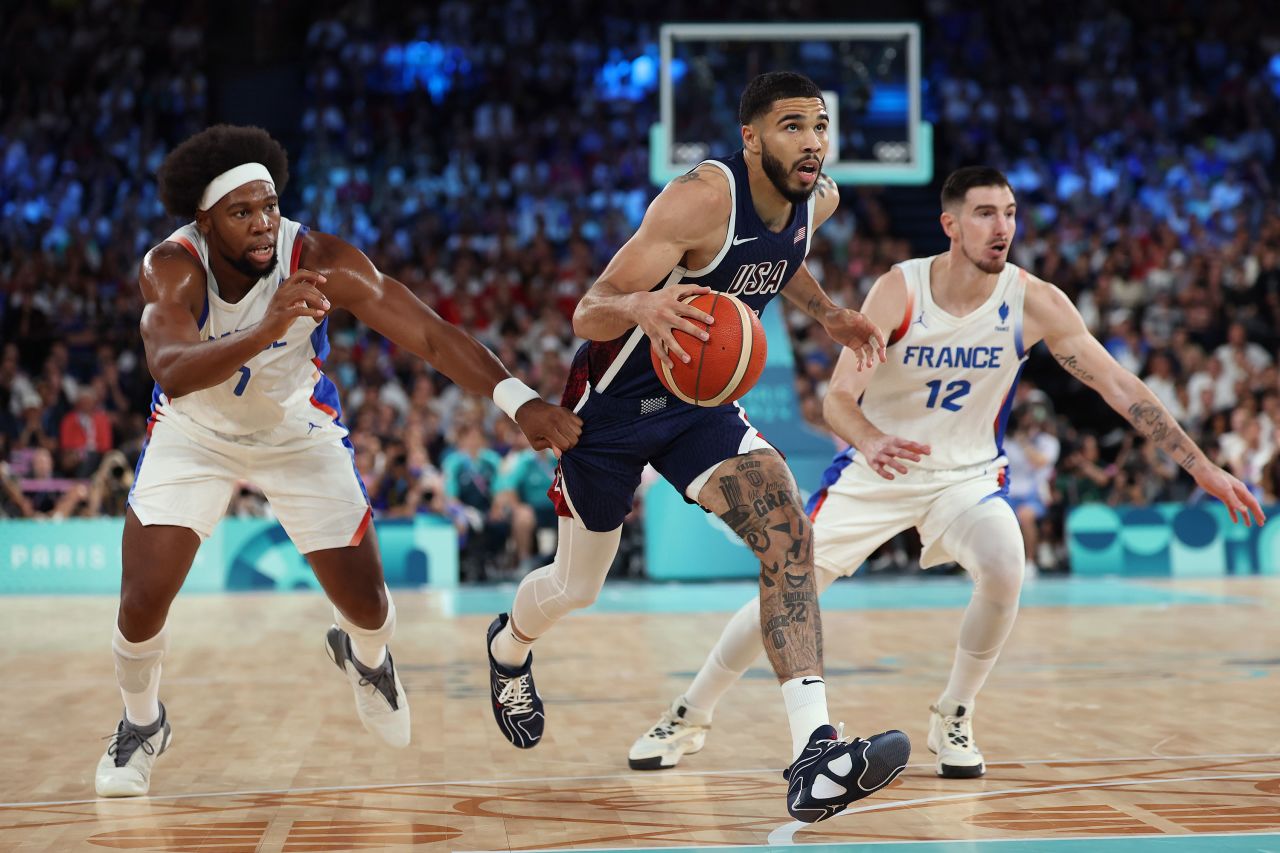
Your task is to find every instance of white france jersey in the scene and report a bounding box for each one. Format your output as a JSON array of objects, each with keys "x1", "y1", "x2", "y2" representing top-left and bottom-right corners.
[
  {"x1": 851, "y1": 255, "x2": 1028, "y2": 475},
  {"x1": 147, "y1": 216, "x2": 347, "y2": 443}
]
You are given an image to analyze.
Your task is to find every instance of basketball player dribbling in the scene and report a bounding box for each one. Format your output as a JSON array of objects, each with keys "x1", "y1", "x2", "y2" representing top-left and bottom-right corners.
[
  {"x1": 95, "y1": 125, "x2": 582, "y2": 797},
  {"x1": 484, "y1": 71, "x2": 911, "y2": 823},
  {"x1": 631, "y1": 166, "x2": 1265, "y2": 780}
]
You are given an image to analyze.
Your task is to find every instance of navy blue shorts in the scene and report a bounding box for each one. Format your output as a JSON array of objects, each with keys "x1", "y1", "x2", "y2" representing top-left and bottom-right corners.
[{"x1": 549, "y1": 389, "x2": 768, "y2": 532}]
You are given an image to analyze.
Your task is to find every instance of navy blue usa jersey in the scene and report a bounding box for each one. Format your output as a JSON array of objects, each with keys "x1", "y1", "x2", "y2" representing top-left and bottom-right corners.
[{"x1": 561, "y1": 150, "x2": 815, "y2": 409}]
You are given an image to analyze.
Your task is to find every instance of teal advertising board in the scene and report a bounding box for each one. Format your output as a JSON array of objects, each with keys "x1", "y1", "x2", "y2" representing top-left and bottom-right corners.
[
  {"x1": 0, "y1": 515, "x2": 459, "y2": 594},
  {"x1": 1066, "y1": 502, "x2": 1279, "y2": 576},
  {"x1": 645, "y1": 306, "x2": 840, "y2": 580}
]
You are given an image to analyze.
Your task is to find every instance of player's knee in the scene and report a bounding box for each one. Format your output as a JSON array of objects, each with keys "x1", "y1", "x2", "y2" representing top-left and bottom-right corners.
[
  {"x1": 758, "y1": 507, "x2": 812, "y2": 567},
  {"x1": 118, "y1": 583, "x2": 177, "y2": 635},
  {"x1": 339, "y1": 584, "x2": 389, "y2": 629},
  {"x1": 561, "y1": 585, "x2": 602, "y2": 611},
  {"x1": 554, "y1": 566, "x2": 607, "y2": 610},
  {"x1": 974, "y1": 539, "x2": 1024, "y2": 604}
]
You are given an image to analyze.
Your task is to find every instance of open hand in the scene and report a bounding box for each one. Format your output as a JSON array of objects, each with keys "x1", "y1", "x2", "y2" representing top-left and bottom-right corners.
[
  {"x1": 823, "y1": 307, "x2": 886, "y2": 371},
  {"x1": 858, "y1": 430, "x2": 931, "y2": 480},
  {"x1": 1196, "y1": 465, "x2": 1267, "y2": 527},
  {"x1": 634, "y1": 284, "x2": 715, "y2": 369}
]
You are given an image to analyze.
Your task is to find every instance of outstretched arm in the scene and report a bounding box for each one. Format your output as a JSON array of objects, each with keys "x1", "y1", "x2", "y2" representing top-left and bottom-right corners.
[
  {"x1": 782, "y1": 175, "x2": 885, "y2": 368},
  {"x1": 1029, "y1": 281, "x2": 1265, "y2": 526},
  {"x1": 306, "y1": 233, "x2": 581, "y2": 452},
  {"x1": 784, "y1": 263, "x2": 886, "y2": 370}
]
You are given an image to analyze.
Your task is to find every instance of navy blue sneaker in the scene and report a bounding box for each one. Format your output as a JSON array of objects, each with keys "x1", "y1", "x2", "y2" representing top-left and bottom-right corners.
[
  {"x1": 783, "y1": 724, "x2": 910, "y2": 823},
  {"x1": 486, "y1": 613, "x2": 544, "y2": 748}
]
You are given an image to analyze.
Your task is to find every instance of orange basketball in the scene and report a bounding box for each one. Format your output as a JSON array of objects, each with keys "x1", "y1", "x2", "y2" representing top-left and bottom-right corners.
[{"x1": 650, "y1": 292, "x2": 767, "y2": 406}]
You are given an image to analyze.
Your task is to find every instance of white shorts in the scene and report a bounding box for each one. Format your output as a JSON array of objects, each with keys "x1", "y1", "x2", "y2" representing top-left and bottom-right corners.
[
  {"x1": 810, "y1": 458, "x2": 1012, "y2": 574},
  {"x1": 128, "y1": 417, "x2": 371, "y2": 553}
]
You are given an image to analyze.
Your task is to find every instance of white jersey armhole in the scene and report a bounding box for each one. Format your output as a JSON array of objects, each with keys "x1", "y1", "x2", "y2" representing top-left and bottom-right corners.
[
  {"x1": 682, "y1": 159, "x2": 737, "y2": 278},
  {"x1": 804, "y1": 193, "x2": 816, "y2": 256},
  {"x1": 1012, "y1": 268, "x2": 1029, "y2": 359}
]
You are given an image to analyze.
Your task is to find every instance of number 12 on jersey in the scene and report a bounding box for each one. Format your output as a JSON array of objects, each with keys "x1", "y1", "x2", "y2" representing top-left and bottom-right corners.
[{"x1": 925, "y1": 379, "x2": 970, "y2": 412}]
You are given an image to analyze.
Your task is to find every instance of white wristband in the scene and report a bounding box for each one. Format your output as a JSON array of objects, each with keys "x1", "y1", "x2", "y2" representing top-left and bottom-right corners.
[{"x1": 493, "y1": 377, "x2": 540, "y2": 420}]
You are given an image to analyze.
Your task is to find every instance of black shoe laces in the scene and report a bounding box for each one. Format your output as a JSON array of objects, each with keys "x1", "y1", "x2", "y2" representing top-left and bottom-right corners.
[
  {"x1": 358, "y1": 660, "x2": 400, "y2": 711},
  {"x1": 104, "y1": 724, "x2": 157, "y2": 768}
]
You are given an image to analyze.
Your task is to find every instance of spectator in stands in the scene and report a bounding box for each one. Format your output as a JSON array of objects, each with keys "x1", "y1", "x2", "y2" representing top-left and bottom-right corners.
[
  {"x1": 1215, "y1": 322, "x2": 1273, "y2": 386},
  {"x1": 1221, "y1": 410, "x2": 1275, "y2": 493},
  {"x1": 1143, "y1": 351, "x2": 1186, "y2": 425},
  {"x1": 23, "y1": 446, "x2": 88, "y2": 519},
  {"x1": 59, "y1": 383, "x2": 112, "y2": 477},
  {"x1": 443, "y1": 421, "x2": 505, "y2": 578},
  {"x1": 1054, "y1": 434, "x2": 1112, "y2": 507},
  {"x1": 1004, "y1": 405, "x2": 1061, "y2": 575},
  {"x1": 0, "y1": 434, "x2": 34, "y2": 518},
  {"x1": 492, "y1": 431, "x2": 560, "y2": 574},
  {"x1": 1187, "y1": 357, "x2": 1237, "y2": 421}
]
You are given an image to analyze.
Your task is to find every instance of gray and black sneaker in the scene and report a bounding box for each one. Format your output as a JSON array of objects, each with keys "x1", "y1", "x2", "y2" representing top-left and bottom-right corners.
[
  {"x1": 95, "y1": 702, "x2": 173, "y2": 797},
  {"x1": 487, "y1": 613, "x2": 544, "y2": 748},
  {"x1": 784, "y1": 724, "x2": 910, "y2": 823},
  {"x1": 325, "y1": 625, "x2": 411, "y2": 748}
]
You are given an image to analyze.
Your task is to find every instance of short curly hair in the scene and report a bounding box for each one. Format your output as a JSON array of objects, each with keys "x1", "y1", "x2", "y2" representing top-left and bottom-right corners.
[
  {"x1": 738, "y1": 71, "x2": 824, "y2": 126},
  {"x1": 157, "y1": 125, "x2": 290, "y2": 219}
]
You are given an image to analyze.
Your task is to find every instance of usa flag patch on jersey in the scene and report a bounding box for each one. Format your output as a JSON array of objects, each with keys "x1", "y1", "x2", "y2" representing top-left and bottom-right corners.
[{"x1": 794, "y1": 226, "x2": 807, "y2": 244}]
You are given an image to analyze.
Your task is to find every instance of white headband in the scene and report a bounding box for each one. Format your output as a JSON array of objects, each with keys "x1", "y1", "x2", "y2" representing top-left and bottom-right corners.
[{"x1": 198, "y1": 162, "x2": 276, "y2": 211}]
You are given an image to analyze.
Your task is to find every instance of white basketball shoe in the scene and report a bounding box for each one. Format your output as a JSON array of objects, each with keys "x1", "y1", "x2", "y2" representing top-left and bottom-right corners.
[
  {"x1": 628, "y1": 696, "x2": 711, "y2": 770},
  {"x1": 326, "y1": 626, "x2": 411, "y2": 748},
  {"x1": 95, "y1": 703, "x2": 173, "y2": 797},
  {"x1": 927, "y1": 701, "x2": 985, "y2": 778}
]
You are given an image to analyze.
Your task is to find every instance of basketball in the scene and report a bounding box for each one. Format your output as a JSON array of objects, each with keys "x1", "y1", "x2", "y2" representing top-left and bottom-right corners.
[{"x1": 650, "y1": 292, "x2": 767, "y2": 406}]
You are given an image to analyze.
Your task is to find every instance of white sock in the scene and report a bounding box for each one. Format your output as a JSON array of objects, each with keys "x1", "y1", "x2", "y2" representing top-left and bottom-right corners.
[
  {"x1": 781, "y1": 676, "x2": 830, "y2": 759},
  {"x1": 682, "y1": 567, "x2": 845, "y2": 719},
  {"x1": 941, "y1": 629, "x2": 1005, "y2": 709},
  {"x1": 490, "y1": 620, "x2": 534, "y2": 669},
  {"x1": 683, "y1": 654, "x2": 738, "y2": 719},
  {"x1": 334, "y1": 592, "x2": 395, "y2": 670},
  {"x1": 112, "y1": 623, "x2": 169, "y2": 727},
  {"x1": 672, "y1": 695, "x2": 713, "y2": 726},
  {"x1": 935, "y1": 695, "x2": 972, "y2": 717}
]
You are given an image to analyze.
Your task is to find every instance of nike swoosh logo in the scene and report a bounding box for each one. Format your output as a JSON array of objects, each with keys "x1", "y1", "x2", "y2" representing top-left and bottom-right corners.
[
  {"x1": 801, "y1": 677, "x2": 825, "y2": 685},
  {"x1": 732, "y1": 236, "x2": 758, "y2": 245}
]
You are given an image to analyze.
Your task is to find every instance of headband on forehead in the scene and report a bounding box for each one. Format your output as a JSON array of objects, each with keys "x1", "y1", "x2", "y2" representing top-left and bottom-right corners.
[{"x1": 198, "y1": 162, "x2": 276, "y2": 211}]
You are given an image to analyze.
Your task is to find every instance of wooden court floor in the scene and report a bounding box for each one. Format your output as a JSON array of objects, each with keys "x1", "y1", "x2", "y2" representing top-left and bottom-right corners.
[{"x1": 1, "y1": 576, "x2": 1278, "y2": 852}]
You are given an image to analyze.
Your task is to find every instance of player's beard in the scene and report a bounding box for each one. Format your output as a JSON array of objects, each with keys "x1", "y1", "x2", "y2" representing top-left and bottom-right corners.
[
  {"x1": 961, "y1": 238, "x2": 1006, "y2": 275},
  {"x1": 223, "y1": 247, "x2": 279, "y2": 280},
  {"x1": 760, "y1": 141, "x2": 817, "y2": 205}
]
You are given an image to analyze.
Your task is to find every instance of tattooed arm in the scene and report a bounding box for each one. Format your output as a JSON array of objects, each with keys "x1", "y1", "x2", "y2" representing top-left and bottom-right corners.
[
  {"x1": 1026, "y1": 279, "x2": 1265, "y2": 526},
  {"x1": 782, "y1": 174, "x2": 842, "y2": 322},
  {"x1": 782, "y1": 176, "x2": 886, "y2": 368}
]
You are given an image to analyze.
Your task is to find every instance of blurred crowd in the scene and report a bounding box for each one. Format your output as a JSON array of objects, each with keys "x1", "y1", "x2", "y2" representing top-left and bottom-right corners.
[{"x1": 1, "y1": 0, "x2": 1278, "y2": 577}]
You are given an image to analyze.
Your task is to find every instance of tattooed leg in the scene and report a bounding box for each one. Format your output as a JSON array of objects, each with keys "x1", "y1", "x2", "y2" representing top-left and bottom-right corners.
[{"x1": 698, "y1": 450, "x2": 822, "y2": 681}]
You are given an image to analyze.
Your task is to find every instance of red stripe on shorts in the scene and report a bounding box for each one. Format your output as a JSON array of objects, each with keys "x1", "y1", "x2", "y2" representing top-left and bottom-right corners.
[{"x1": 348, "y1": 506, "x2": 373, "y2": 547}]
